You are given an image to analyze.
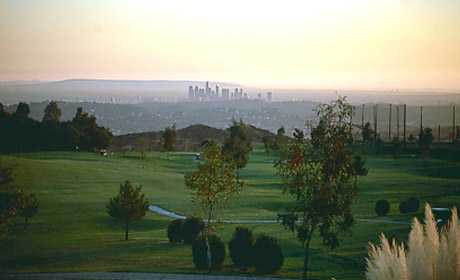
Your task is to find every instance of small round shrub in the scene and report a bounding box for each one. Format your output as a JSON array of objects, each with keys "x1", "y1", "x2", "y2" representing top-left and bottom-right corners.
[
  {"x1": 192, "y1": 233, "x2": 226, "y2": 270},
  {"x1": 400, "y1": 197, "x2": 420, "y2": 214},
  {"x1": 407, "y1": 197, "x2": 420, "y2": 212},
  {"x1": 375, "y1": 199, "x2": 390, "y2": 216},
  {"x1": 253, "y1": 235, "x2": 284, "y2": 274},
  {"x1": 229, "y1": 226, "x2": 255, "y2": 269},
  {"x1": 183, "y1": 216, "x2": 204, "y2": 244},
  {"x1": 167, "y1": 219, "x2": 183, "y2": 243}
]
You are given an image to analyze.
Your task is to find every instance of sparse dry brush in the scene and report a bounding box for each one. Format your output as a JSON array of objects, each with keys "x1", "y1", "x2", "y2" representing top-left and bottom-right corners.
[{"x1": 366, "y1": 204, "x2": 460, "y2": 280}]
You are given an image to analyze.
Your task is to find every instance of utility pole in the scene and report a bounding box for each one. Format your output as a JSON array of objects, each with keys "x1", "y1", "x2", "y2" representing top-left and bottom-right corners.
[
  {"x1": 453, "y1": 106, "x2": 456, "y2": 143},
  {"x1": 438, "y1": 125, "x2": 441, "y2": 143},
  {"x1": 403, "y1": 104, "x2": 407, "y2": 147},
  {"x1": 420, "y1": 106, "x2": 423, "y2": 134},
  {"x1": 373, "y1": 104, "x2": 378, "y2": 142},
  {"x1": 362, "y1": 104, "x2": 365, "y2": 142},
  {"x1": 389, "y1": 104, "x2": 392, "y2": 142},
  {"x1": 396, "y1": 105, "x2": 400, "y2": 141}
]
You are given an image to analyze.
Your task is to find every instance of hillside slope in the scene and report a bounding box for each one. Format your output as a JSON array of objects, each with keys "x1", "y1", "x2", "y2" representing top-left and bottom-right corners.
[{"x1": 111, "y1": 124, "x2": 274, "y2": 152}]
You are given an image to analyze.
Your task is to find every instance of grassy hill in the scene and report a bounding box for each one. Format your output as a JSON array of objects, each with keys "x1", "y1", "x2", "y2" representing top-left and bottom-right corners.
[
  {"x1": 1, "y1": 146, "x2": 459, "y2": 279},
  {"x1": 111, "y1": 124, "x2": 275, "y2": 152}
]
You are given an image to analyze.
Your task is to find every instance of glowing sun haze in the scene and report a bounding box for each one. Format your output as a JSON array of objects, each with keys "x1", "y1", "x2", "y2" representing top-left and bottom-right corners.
[{"x1": 1, "y1": 0, "x2": 459, "y2": 90}]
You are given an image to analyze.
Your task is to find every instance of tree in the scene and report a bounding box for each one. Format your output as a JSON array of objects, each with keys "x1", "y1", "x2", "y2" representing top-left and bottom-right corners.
[
  {"x1": 107, "y1": 181, "x2": 149, "y2": 241},
  {"x1": 362, "y1": 122, "x2": 373, "y2": 142},
  {"x1": 222, "y1": 119, "x2": 253, "y2": 182},
  {"x1": 274, "y1": 126, "x2": 288, "y2": 151},
  {"x1": 21, "y1": 194, "x2": 39, "y2": 230},
  {"x1": 14, "y1": 102, "x2": 30, "y2": 120},
  {"x1": 262, "y1": 135, "x2": 274, "y2": 154},
  {"x1": 42, "y1": 101, "x2": 62, "y2": 122},
  {"x1": 160, "y1": 124, "x2": 178, "y2": 152},
  {"x1": 185, "y1": 139, "x2": 243, "y2": 272},
  {"x1": 0, "y1": 164, "x2": 28, "y2": 237},
  {"x1": 418, "y1": 127, "x2": 434, "y2": 157},
  {"x1": 275, "y1": 97, "x2": 365, "y2": 280}
]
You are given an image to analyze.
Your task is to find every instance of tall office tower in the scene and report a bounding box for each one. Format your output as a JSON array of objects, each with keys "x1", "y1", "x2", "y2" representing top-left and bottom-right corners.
[
  {"x1": 222, "y1": 88, "x2": 230, "y2": 100},
  {"x1": 257, "y1": 93, "x2": 262, "y2": 100},
  {"x1": 243, "y1": 93, "x2": 248, "y2": 99},
  {"x1": 199, "y1": 88, "x2": 205, "y2": 101},
  {"x1": 267, "y1": 92, "x2": 272, "y2": 102},
  {"x1": 188, "y1": 86, "x2": 195, "y2": 101},
  {"x1": 238, "y1": 89, "x2": 243, "y2": 99},
  {"x1": 205, "y1": 81, "x2": 211, "y2": 101},
  {"x1": 211, "y1": 90, "x2": 215, "y2": 100},
  {"x1": 215, "y1": 85, "x2": 220, "y2": 99},
  {"x1": 234, "y1": 88, "x2": 239, "y2": 100},
  {"x1": 194, "y1": 86, "x2": 199, "y2": 101}
]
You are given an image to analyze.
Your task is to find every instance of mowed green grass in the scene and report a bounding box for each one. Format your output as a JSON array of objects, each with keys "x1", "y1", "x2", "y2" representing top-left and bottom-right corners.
[{"x1": 1, "y1": 147, "x2": 459, "y2": 279}]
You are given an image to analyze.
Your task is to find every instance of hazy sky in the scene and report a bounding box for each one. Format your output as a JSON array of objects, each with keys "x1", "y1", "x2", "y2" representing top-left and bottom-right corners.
[{"x1": 1, "y1": 0, "x2": 459, "y2": 90}]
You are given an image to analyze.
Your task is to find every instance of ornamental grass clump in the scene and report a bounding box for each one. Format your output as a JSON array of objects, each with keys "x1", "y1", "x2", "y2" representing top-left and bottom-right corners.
[{"x1": 366, "y1": 204, "x2": 460, "y2": 280}]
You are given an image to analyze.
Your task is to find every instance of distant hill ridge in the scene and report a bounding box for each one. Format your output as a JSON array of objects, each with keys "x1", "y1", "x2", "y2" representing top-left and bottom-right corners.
[
  {"x1": 111, "y1": 124, "x2": 274, "y2": 152},
  {"x1": 4, "y1": 79, "x2": 241, "y2": 88}
]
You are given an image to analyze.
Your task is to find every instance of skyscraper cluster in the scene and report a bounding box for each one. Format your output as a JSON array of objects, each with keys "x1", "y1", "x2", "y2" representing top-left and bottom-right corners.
[
  {"x1": 188, "y1": 81, "x2": 248, "y2": 102},
  {"x1": 188, "y1": 81, "x2": 273, "y2": 102}
]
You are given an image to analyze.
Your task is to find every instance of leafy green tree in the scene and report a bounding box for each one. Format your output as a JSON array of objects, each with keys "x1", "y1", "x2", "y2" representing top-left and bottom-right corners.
[
  {"x1": 68, "y1": 107, "x2": 112, "y2": 151},
  {"x1": 160, "y1": 124, "x2": 178, "y2": 152},
  {"x1": 42, "y1": 101, "x2": 62, "y2": 122},
  {"x1": 185, "y1": 139, "x2": 243, "y2": 272},
  {"x1": 362, "y1": 121, "x2": 373, "y2": 142},
  {"x1": 222, "y1": 119, "x2": 253, "y2": 182},
  {"x1": 418, "y1": 128, "x2": 434, "y2": 157},
  {"x1": 274, "y1": 126, "x2": 289, "y2": 151},
  {"x1": 0, "y1": 164, "x2": 28, "y2": 237},
  {"x1": 262, "y1": 135, "x2": 274, "y2": 154},
  {"x1": 14, "y1": 102, "x2": 30, "y2": 120},
  {"x1": 276, "y1": 97, "x2": 366, "y2": 280},
  {"x1": 21, "y1": 194, "x2": 39, "y2": 230},
  {"x1": 107, "y1": 181, "x2": 149, "y2": 241}
]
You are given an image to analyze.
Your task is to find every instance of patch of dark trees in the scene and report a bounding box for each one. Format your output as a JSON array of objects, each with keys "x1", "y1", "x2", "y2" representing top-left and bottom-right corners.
[{"x1": 0, "y1": 102, "x2": 112, "y2": 153}]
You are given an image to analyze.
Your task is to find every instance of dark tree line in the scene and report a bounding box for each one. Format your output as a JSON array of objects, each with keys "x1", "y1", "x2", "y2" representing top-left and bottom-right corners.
[{"x1": 0, "y1": 102, "x2": 112, "y2": 153}]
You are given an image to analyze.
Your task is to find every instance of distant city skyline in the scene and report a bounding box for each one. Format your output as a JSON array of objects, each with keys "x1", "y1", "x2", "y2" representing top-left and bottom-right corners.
[{"x1": 1, "y1": 1, "x2": 459, "y2": 91}]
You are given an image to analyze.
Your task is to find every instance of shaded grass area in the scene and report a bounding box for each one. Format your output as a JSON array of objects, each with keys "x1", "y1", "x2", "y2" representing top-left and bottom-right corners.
[{"x1": 1, "y1": 146, "x2": 459, "y2": 279}]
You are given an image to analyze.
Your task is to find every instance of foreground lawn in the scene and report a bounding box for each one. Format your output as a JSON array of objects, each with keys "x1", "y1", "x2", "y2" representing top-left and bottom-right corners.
[{"x1": 1, "y1": 146, "x2": 459, "y2": 279}]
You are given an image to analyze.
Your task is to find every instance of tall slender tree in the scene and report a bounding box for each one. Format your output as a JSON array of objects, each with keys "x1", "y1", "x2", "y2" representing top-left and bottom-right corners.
[
  {"x1": 276, "y1": 97, "x2": 367, "y2": 280},
  {"x1": 160, "y1": 124, "x2": 178, "y2": 152},
  {"x1": 185, "y1": 140, "x2": 243, "y2": 272},
  {"x1": 222, "y1": 119, "x2": 253, "y2": 182}
]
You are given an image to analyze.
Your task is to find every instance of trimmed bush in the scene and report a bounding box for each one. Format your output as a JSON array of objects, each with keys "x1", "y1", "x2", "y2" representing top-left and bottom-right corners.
[
  {"x1": 183, "y1": 216, "x2": 204, "y2": 244},
  {"x1": 399, "y1": 200, "x2": 410, "y2": 213},
  {"x1": 192, "y1": 233, "x2": 226, "y2": 270},
  {"x1": 167, "y1": 219, "x2": 183, "y2": 243},
  {"x1": 253, "y1": 235, "x2": 284, "y2": 274},
  {"x1": 400, "y1": 197, "x2": 420, "y2": 214},
  {"x1": 407, "y1": 197, "x2": 420, "y2": 212},
  {"x1": 375, "y1": 199, "x2": 390, "y2": 216},
  {"x1": 229, "y1": 226, "x2": 255, "y2": 269}
]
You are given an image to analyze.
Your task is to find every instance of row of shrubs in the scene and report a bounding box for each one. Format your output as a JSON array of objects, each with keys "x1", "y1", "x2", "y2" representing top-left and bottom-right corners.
[
  {"x1": 167, "y1": 218, "x2": 284, "y2": 274},
  {"x1": 375, "y1": 197, "x2": 420, "y2": 216}
]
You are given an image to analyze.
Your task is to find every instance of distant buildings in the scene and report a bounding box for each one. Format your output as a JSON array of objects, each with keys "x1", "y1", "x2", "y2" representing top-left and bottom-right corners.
[
  {"x1": 267, "y1": 92, "x2": 272, "y2": 102},
  {"x1": 188, "y1": 81, "x2": 273, "y2": 102}
]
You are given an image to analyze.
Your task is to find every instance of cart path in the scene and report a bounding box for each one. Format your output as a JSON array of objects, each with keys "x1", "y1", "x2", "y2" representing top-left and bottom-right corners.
[
  {"x1": 0, "y1": 272, "x2": 295, "y2": 280},
  {"x1": 149, "y1": 205, "x2": 410, "y2": 225}
]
